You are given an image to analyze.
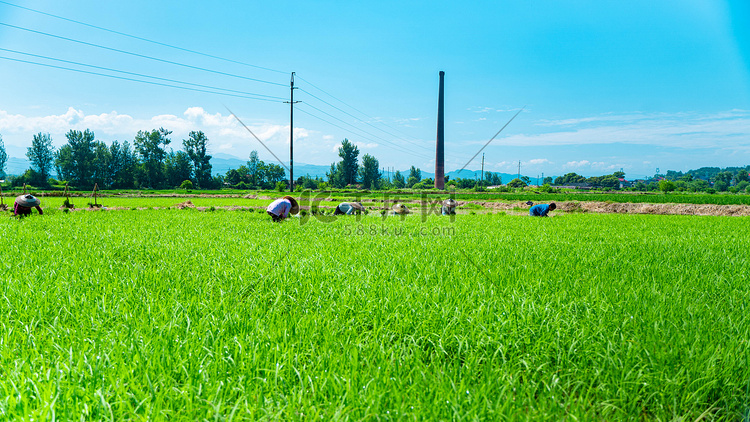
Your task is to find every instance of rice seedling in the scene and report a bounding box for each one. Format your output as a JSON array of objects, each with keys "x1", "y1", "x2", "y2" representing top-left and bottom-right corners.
[{"x1": 1, "y1": 211, "x2": 748, "y2": 419}]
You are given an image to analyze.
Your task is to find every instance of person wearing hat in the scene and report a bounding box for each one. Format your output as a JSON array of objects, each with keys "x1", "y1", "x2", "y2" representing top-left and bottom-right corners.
[
  {"x1": 14, "y1": 194, "x2": 44, "y2": 216},
  {"x1": 441, "y1": 199, "x2": 458, "y2": 215},
  {"x1": 334, "y1": 202, "x2": 365, "y2": 215},
  {"x1": 529, "y1": 202, "x2": 556, "y2": 217},
  {"x1": 266, "y1": 195, "x2": 299, "y2": 222},
  {"x1": 392, "y1": 203, "x2": 409, "y2": 215}
]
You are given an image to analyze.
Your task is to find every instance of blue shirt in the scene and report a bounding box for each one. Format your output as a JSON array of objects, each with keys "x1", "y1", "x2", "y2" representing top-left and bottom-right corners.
[{"x1": 529, "y1": 204, "x2": 551, "y2": 217}]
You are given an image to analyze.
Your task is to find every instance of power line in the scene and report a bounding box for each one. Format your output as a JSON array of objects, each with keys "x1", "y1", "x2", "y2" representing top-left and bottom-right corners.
[
  {"x1": 0, "y1": 22, "x2": 288, "y2": 87},
  {"x1": 296, "y1": 74, "x2": 432, "y2": 147},
  {"x1": 0, "y1": 55, "x2": 284, "y2": 102},
  {"x1": 297, "y1": 87, "x2": 433, "y2": 152},
  {"x1": 295, "y1": 75, "x2": 480, "y2": 164},
  {"x1": 295, "y1": 105, "x2": 431, "y2": 161},
  {"x1": 298, "y1": 102, "x2": 431, "y2": 159},
  {"x1": 0, "y1": 0, "x2": 288, "y2": 75},
  {"x1": 458, "y1": 106, "x2": 525, "y2": 173},
  {"x1": 297, "y1": 105, "x2": 429, "y2": 160},
  {"x1": 0, "y1": 48, "x2": 287, "y2": 101}
]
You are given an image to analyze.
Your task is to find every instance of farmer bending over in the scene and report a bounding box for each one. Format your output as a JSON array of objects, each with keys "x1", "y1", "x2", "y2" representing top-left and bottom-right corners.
[
  {"x1": 529, "y1": 202, "x2": 556, "y2": 217},
  {"x1": 334, "y1": 202, "x2": 365, "y2": 215},
  {"x1": 441, "y1": 199, "x2": 457, "y2": 215},
  {"x1": 266, "y1": 195, "x2": 299, "y2": 222},
  {"x1": 14, "y1": 194, "x2": 43, "y2": 216}
]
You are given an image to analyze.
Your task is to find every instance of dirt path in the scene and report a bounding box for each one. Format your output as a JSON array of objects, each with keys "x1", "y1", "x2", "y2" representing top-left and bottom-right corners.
[
  {"x1": 39, "y1": 198, "x2": 750, "y2": 217},
  {"x1": 467, "y1": 200, "x2": 750, "y2": 216}
]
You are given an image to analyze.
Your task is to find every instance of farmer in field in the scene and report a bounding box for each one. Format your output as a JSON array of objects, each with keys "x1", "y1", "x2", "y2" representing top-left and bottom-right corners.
[
  {"x1": 266, "y1": 195, "x2": 299, "y2": 222},
  {"x1": 392, "y1": 203, "x2": 409, "y2": 215},
  {"x1": 14, "y1": 194, "x2": 44, "y2": 216},
  {"x1": 441, "y1": 199, "x2": 458, "y2": 215},
  {"x1": 529, "y1": 202, "x2": 556, "y2": 217},
  {"x1": 334, "y1": 201, "x2": 365, "y2": 215}
]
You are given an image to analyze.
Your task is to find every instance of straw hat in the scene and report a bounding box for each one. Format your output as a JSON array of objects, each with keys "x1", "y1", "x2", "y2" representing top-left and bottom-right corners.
[
  {"x1": 283, "y1": 195, "x2": 300, "y2": 215},
  {"x1": 15, "y1": 194, "x2": 40, "y2": 207},
  {"x1": 350, "y1": 202, "x2": 366, "y2": 212},
  {"x1": 443, "y1": 199, "x2": 458, "y2": 207},
  {"x1": 392, "y1": 203, "x2": 409, "y2": 214}
]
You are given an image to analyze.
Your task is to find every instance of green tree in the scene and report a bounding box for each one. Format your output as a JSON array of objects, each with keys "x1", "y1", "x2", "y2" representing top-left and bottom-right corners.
[
  {"x1": 659, "y1": 179, "x2": 676, "y2": 193},
  {"x1": 56, "y1": 129, "x2": 96, "y2": 188},
  {"x1": 542, "y1": 176, "x2": 553, "y2": 185},
  {"x1": 559, "y1": 172, "x2": 586, "y2": 184},
  {"x1": 247, "y1": 151, "x2": 266, "y2": 189},
  {"x1": 359, "y1": 154, "x2": 381, "y2": 189},
  {"x1": 735, "y1": 170, "x2": 749, "y2": 184},
  {"x1": 91, "y1": 141, "x2": 111, "y2": 188},
  {"x1": 110, "y1": 141, "x2": 137, "y2": 189},
  {"x1": 165, "y1": 151, "x2": 193, "y2": 188},
  {"x1": 714, "y1": 171, "x2": 733, "y2": 186},
  {"x1": 392, "y1": 171, "x2": 405, "y2": 188},
  {"x1": 0, "y1": 135, "x2": 7, "y2": 179},
  {"x1": 264, "y1": 163, "x2": 287, "y2": 189},
  {"x1": 690, "y1": 179, "x2": 709, "y2": 192},
  {"x1": 337, "y1": 139, "x2": 359, "y2": 186},
  {"x1": 183, "y1": 131, "x2": 212, "y2": 188},
  {"x1": 507, "y1": 178, "x2": 527, "y2": 188},
  {"x1": 714, "y1": 180, "x2": 728, "y2": 192},
  {"x1": 134, "y1": 128, "x2": 171, "y2": 188},
  {"x1": 27, "y1": 132, "x2": 55, "y2": 185},
  {"x1": 407, "y1": 166, "x2": 421, "y2": 188},
  {"x1": 180, "y1": 180, "x2": 193, "y2": 190}
]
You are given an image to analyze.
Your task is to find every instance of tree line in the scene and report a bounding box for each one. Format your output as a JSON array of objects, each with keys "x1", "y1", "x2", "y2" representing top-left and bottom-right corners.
[
  {"x1": 1, "y1": 130, "x2": 749, "y2": 193},
  {"x1": 3, "y1": 128, "x2": 215, "y2": 190}
]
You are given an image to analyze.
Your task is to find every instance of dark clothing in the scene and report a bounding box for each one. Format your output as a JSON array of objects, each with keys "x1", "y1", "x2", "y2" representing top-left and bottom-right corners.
[
  {"x1": 441, "y1": 205, "x2": 456, "y2": 215},
  {"x1": 14, "y1": 202, "x2": 43, "y2": 216},
  {"x1": 529, "y1": 204, "x2": 551, "y2": 217},
  {"x1": 267, "y1": 210, "x2": 283, "y2": 222}
]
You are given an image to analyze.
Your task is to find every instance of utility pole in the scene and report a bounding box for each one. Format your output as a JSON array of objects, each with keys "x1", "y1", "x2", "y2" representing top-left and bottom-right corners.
[
  {"x1": 481, "y1": 153, "x2": 485, "y2": 184},
  {"x1": 517, "y1": 160, "x2": 521, "y2": 180},
  {"x1": 285, "y1": 72, "x2": 299, "y2": 192}
]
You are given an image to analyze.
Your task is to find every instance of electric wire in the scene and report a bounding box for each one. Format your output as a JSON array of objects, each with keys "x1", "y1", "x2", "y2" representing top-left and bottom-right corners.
[
  {"x1": 296, "y1": 105, "x2": 432, "y2": 161},
  {"x1": 0, "y1": 0, "x2": 288, "y2": 75},
  {"x1": 296, "y1": 74, "x2": 432, "y2": 147},
  {"x1": 297, "y1": 105, "x2": 429, "y2": 160},
  {"x1": 298, "y1": 102, "x2": 432, "y2": 159},
  {"x1": 297, "y1": 87, "x2": 433, "y2": 152},
  {"x1": 296, "y1": 75, "x2": 479, "y2": 163},
  {"x1": 0, "y1": 22, "x2": 288, "y2": 87},
  {"x1": 0, "y1": 48, "x2": 287, "y2": 100},
  {"x1": 0, "y1": 55, "x2": 284, "y2": 102}
]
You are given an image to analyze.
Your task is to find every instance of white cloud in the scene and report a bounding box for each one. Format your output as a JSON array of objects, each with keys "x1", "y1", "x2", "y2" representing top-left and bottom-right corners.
[
  {"x1": 515, "y1": 110, "x2": 750, "y2": 149},
  {"x1": 354, "y1": 142, "x2": 378, "y2": 149},
  {"x1": 565, "y1": 160, "x2": 590, "y2": 168},
  {"x1": 0, "y1": 107, "x2": 316, "y2": 161},
  {"x1": 527, "y1": 158, "x2": 551, "y2": 165}
]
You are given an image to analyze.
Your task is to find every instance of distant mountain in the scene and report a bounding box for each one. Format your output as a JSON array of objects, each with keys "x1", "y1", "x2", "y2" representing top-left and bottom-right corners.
[
  {"x1": 211, "y1": 153, "x2": 331, "y2": 179},
  {"x1": 5, "y1": 157, "x2": 29, "y2": 176},
  {"x1": 210, "y1": 153, "x2": 246, "y2": 176},
  {"x1": 389, "y1": 169, "x2": 521, "y2": 185}
]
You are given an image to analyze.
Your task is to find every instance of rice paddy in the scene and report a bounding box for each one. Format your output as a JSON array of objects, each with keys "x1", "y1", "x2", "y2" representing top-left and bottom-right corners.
[{"x1": 1, "y1": 209, "x2": 748, "y2": 420}]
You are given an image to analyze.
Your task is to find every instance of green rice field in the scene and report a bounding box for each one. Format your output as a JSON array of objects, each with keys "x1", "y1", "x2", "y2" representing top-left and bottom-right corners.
[{"x1": 1, "y1": 210, "x2": 749, "y2": 420}]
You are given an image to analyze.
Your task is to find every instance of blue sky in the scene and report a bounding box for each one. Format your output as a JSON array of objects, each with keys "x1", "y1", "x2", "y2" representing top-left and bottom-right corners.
[{"x1": 1, "y1": 0, "x2": 749, "y2": 179}]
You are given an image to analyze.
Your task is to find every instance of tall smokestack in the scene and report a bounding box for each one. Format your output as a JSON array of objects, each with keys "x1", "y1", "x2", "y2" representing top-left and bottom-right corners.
[{"x1": 435, "y1": 71, "x2": 445, "y2": 190}]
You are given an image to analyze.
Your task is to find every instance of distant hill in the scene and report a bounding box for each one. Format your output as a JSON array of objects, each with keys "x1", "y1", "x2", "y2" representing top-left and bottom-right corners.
[{"x1": 4, "y1": 157, "x2": 29, "y2": 176}]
